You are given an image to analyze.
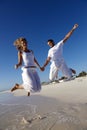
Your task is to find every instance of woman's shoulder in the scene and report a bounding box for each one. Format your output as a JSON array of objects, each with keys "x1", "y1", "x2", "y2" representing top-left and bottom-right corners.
[
  {"x1": 29, "y1": 50, "x2": 34, "y2": 53},
  {"x1": 18, "y1": 51, "x2": 22, "y2": 54},
  {"x1": 25, "y1": 49, "x2": 34, "y2": 55}
]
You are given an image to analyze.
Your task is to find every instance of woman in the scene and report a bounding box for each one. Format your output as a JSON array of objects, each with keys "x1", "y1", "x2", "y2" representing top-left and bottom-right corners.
[{"x1": 11, "y1": 37, "x2": 42, "y2": 96}]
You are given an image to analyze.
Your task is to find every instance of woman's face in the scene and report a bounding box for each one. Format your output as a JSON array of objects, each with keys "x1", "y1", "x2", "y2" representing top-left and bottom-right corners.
[{"x1": 21, "y1": 41, "x2": 28, "y2": 51}]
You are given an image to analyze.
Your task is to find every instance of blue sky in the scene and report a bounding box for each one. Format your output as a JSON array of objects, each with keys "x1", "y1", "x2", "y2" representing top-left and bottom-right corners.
[{"x1": 0, "y1": 0, "x2": 87, "y2": 91}]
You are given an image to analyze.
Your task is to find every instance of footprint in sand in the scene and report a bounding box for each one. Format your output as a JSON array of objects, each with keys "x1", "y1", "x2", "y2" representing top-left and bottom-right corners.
[
  {"x1": 21, "y1": 117, "x2": 29, "y2": 124},
  {"x1": 21, "y1": 115, "x2": 47, "y2": 125}
]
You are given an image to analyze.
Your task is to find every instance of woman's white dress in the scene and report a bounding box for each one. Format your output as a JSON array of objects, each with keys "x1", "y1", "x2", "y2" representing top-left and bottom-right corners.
[{"x1": 21, "y1": 51, "x2": 41, "y2": 92}]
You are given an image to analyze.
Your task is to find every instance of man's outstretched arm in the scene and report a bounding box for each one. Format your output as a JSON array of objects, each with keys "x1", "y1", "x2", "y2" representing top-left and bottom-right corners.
[{"x1": 63, "y1": 24, "x2": 78, "y2": 43}]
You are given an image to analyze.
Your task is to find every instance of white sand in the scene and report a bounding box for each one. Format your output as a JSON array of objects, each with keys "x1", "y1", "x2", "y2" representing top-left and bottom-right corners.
[
  {"x1": 14, "y1": 76, "x2": 87, "y2": 103},
  {"x1": 40, "y1": 76, "x2": 87, "y2": 103},
  {"x1": 0, "y1": 76, "x2": 87, "y2": 130}
]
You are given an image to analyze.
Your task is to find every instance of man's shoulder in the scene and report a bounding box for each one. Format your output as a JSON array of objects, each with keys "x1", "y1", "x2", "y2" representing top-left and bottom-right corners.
[
  {"x1": 56, "y1": 40, "x2": 63, "y2": 45},
  {"x1": 48, "y1": 47, "x2": 54, "y2": 52}
]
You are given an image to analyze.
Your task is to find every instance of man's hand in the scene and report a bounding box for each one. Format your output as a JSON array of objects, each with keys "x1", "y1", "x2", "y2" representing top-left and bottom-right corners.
[
  {"x1": 40, "y1": 67, "x2": 45, "y2": 71},
  {"x1": 73, "y1": 24, "x2": 78, "y2": 30}
]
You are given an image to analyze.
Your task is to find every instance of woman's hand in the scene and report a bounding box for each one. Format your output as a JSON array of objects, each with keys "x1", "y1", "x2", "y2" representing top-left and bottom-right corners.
[
  {"x1": 14, "y1": 64, "x2": 19, "y2": 69},
  {"x1": 40, "y1": 67, "x2": 45, "y2": 71}
]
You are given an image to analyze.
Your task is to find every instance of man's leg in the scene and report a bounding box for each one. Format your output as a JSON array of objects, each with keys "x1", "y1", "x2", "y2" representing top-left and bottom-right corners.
[{"x1": 49, "y1": 63, "x2": 58, "y2": 81}]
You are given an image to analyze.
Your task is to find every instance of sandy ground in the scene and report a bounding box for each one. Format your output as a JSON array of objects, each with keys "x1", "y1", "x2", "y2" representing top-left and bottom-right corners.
[{"x1": 0, "y1": 76, "x2": 87, "y2": 130}]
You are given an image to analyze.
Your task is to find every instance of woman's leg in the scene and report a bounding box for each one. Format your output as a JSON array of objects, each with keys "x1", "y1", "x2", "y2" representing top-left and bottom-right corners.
[
  {"x1": 11, "y1": 83, "x2": 30, "y2": 96},
  {"x1": 11, "y1": 83, "x2": 24, "y2": 92},
  {"x1": 32, "y1": 69, "x2": 41, "y2": 91}
]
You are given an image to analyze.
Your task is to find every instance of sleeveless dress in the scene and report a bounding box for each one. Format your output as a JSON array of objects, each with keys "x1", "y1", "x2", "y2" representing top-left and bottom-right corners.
[{"x1": 21, "y1": 51, "x2": 41, "y2": 92}]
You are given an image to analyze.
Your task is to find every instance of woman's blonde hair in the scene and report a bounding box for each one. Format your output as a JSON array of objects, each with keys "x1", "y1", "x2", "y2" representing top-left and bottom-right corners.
[{"x1": 14, "y1": 37, "x2": 27, "y2": 50}]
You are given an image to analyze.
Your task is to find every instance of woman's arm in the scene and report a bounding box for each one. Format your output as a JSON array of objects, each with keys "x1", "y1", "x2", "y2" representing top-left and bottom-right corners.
[
  {"x1": 34, "y1": 58, "x2": 41, "y2": 69},
  {"x1": 15, "y1": 51, "x2": 23, "y2": 69}
]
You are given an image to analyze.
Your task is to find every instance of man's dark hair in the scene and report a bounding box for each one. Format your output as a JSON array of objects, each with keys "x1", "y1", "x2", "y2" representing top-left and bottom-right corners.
[{"x1": 47, "y1": 39, "x2": 55, "y2": 45}]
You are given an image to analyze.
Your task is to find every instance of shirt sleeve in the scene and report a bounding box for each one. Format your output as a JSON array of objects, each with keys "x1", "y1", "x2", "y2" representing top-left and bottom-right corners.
[
  {"x1": 56, "y1": 40, "x2": 63, "y2": 48},
  {"x1": 48, "y1": 50, "x2": 51, "y2": 58},
  {"x1": 47, "y1": 40, "x2": 63, "y2": 58}
]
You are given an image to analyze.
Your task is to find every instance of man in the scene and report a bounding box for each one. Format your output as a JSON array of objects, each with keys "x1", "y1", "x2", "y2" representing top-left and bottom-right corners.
[{"x1": 41, "y1": 24, "x2": 78, "y2": 81}]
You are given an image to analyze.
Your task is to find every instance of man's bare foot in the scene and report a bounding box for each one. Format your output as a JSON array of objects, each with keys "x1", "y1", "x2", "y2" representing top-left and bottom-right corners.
[
  {"x1": 11, "y1": 83, "x2": 19, "y2": 92},
  {"x1": 70, "y1": 68, "x2": 76, "y2": 74},
  {"x1": 28, "y1": 92, "x2": 30, "y2": 96}
]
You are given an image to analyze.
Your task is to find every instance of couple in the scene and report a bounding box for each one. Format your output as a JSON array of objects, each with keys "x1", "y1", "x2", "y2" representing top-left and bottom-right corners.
[{"x1": 11, "y1": 24, "x2": 78, "y2": 96}]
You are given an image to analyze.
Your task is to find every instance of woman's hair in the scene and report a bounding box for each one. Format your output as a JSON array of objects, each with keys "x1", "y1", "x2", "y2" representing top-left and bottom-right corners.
[{"x1": 14, "y1": 37, "x2": 27, "y2": 50}]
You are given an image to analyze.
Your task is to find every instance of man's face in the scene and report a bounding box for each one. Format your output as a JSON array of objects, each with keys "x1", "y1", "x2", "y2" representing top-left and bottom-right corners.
[{"x1": 47, "y1": 41, "x2": 53, "y2": 47}]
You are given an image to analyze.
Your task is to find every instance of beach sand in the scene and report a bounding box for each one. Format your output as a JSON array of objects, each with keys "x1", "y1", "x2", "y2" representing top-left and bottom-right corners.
[{"x1": 0, "y1": 77, "x2": 87, "y2": 130}]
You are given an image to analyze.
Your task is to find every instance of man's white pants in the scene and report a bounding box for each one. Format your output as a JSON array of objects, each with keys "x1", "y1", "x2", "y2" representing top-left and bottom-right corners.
[{"x1": 49, "y1": 60, "x2": 72, "y2": 81}]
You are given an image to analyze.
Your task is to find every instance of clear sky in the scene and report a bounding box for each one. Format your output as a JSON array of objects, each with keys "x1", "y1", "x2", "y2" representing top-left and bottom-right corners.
[{"x1": 0, "y1": 0, "x2": 87, "y2": 91}]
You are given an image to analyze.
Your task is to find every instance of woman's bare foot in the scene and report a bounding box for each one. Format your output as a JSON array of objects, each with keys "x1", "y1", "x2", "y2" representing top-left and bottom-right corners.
[
  {"x1": 11, "y1": 83, "x2": 19, "y2": 92},
  {"x1": 28, "y1": 92, "x2": 30, "y2": 96}
]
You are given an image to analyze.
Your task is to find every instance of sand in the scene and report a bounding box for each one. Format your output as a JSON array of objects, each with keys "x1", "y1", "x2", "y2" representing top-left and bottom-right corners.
[{"x1": 0, "y1": 76, "x2": 87, "y2": 130}]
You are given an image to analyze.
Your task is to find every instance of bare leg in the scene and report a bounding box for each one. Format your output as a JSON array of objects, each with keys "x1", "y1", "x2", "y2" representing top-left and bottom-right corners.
[
  {"x1": 11, "y1": 83, "x2": 24, "y2": 92},
  {"x1": 11, "y1": 83, "x2": 30, "y2": 96},
  {"x1": 70, "y1": 68, "x2": 76, "y2": 74},
  {"x1": 28, "y1": 92, "x2": 30, "y2": 96}
]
